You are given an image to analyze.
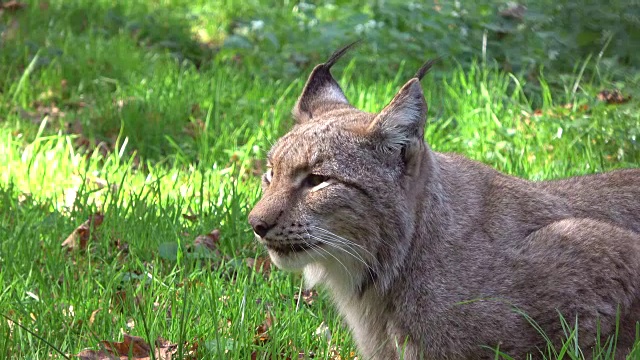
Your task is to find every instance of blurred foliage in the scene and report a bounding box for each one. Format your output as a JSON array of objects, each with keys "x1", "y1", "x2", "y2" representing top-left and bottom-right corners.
[
  {"x1": 216, "y1": 0, "x2": 639, "y2": 80},
  {"x1": 0, "y1": 0, "x2": 638, "y2": 160}
]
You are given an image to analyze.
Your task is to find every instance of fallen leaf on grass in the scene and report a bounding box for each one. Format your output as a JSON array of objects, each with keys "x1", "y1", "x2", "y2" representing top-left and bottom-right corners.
[
  {"x1": 74, "y1": 333, "x2": 179, "y2": 359},
  {"x1": 562, "y1": 103, "x2": 590, "y2": 112},
  {"x1": 250, "y1": 350, "x2": 310, "y2": 360},
  {"x1": 74, "y1": 349, "x2": 117, "y2": 360},
  {"x1": 89, "y1": 308, "x2": 101, "y2": 326},
  {"x1": 159, "y1": 230, "x2": 221, "y2": 262},
  {"x1": 181, "y1": 213, "x2": 198, "y2": 222},
  {"x1": 86, "y1": 176, "x2": 109, "y2": 189},
  {"x1": 328, "y1": 347, "x2": 358, "y2": 360},
  {"x1": 294, "y1": 289, "x2": 318, "y2": 306},
  {"x1": 191, "y1": 229, "x2": 221, "y2": 252},
  {"x1": 61, "y1": 212, "x2": 105, "y2": 251},
  {"x1": 245, "y1": 256, "x2": 272, "y2": 276},
  {"x1": 597, "y1": 89, "x2": 631, "y2": 104},
  {"x1": 183, "y1": 119, "x2": 205, "y2": 138},
  {"x1": 112, "y1": 238, "x2": 129, "y2": 255},
  {"x1": 529, "y1": 103, "x2": 589, "y2": 118},
  {"x1": 1, "y1": 1, "x2": 26, "y2": 11},
  {"x1": 254, "y1": 312, "x2": 275, "y2": 345}
]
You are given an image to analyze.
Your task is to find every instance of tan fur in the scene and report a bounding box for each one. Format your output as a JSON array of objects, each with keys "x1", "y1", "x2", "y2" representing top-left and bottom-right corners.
[{"x1": 248, "y1": 46, "x2": 640, "y2": 359}]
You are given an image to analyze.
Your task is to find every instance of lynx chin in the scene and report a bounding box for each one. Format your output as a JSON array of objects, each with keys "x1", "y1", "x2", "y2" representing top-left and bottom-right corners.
[{"x1": 248, "y1": 42, "x2": 640, "y2": 359}]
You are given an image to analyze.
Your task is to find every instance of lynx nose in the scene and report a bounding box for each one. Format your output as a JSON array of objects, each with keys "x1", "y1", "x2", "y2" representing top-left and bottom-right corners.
[{"x1": 249, "y1": 216, "x2": 275, "y2": 238}]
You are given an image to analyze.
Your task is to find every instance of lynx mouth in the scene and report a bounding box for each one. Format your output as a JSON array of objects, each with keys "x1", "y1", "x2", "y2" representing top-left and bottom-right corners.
[{"x1": 265, "y1": 241, "x2": 318, "y2": 255}]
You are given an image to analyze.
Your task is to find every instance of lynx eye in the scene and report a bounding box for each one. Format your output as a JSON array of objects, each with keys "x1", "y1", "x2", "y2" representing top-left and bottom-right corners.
[
  {"x1": 303, "y1": 174, "x2": 329, "y2": 188},
  {"x1": 263, "y1": 169, "x2": 273, "y2": 184}
]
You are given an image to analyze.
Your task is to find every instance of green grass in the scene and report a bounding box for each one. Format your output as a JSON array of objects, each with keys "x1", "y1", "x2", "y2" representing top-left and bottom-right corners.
[{"x1": 1, "y1": 0, "x2": 639, "y2": 359}]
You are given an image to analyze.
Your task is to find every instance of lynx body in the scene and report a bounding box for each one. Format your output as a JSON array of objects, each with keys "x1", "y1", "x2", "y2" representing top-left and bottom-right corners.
[{"x1": 248, "y1": 44, "x2": 640, "y2": 359}]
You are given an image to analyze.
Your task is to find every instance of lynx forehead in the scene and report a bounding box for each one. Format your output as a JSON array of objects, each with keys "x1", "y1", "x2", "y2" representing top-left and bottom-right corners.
[{"x1": 248, "y1": 43, "x2": 640, "y2": 360}]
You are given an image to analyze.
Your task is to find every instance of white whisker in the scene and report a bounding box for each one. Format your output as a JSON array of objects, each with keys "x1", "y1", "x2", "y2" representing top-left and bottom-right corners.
[
  {"x1": 296, "y1": 216, "x2": 380, "y2": 286},
  {"x1": 310, "y1": 226, "x2": 381, "y2": 265},
  {"x1": 304, "y1": 231, "x2": 379, "y2": 292},
  {"x1": 308, "y1": 233, "x2": 370, "y2": 268},
  {"x1": 310, "y1": 230, "x2": 381, "y2": 272},
  {"x1": 309, "y1": 241, "x2": 354, "y2": 283},
  {"x1": 295, "y1": 234, "x2": 325, "y2": 262}
]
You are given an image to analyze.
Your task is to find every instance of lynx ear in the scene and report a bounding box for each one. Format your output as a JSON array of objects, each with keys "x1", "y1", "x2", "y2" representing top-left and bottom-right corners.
[
  {"x1": 292, "y1": 41, "x2": 360, "y2": 123},
  {"x1": 368, "y1": 59, "x2": 436, "y2": 153}
]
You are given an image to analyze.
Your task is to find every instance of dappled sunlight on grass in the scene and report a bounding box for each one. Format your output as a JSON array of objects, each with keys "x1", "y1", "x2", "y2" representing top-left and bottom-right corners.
[{"x1": 0, "y1": 0, "x2": 639, "y2": 359}]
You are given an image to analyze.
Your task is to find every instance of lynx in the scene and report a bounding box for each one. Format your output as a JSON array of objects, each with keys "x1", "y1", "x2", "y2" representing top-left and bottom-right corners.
[{"x1": 248, "y1": 43, "x2": 640, "y2": 359}]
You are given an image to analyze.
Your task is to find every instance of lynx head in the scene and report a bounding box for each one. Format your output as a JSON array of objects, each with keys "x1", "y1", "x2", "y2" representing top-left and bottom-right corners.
[{"x1": 248, "y1": 43, "x2": 436, "y2": 293}]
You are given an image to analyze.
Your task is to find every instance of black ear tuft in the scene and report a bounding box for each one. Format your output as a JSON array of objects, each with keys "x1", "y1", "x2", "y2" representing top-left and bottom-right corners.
[
  {"x1": 414, "y1": 57, "x2": 440, "y2": 81},
  {"x1": 324, "y1": 40, "x2": 362, "y2": 69},
  {"x1": 292, "y1": 41, "x2": 361, "y2": 123}
]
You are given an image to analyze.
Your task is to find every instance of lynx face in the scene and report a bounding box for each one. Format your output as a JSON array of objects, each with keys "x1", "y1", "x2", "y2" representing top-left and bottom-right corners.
[
  {"x1": 251, "y1": 112, "x2": 398, "y2": 272},
  {"x1": 249, "y1": 43, "x2": 434, "y2": 290}
]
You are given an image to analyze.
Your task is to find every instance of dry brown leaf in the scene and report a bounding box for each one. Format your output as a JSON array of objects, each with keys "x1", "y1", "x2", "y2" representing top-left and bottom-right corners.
[
  {"x1": 89, "y1": 308, "x2": 101, "y2": 326},
  {"x1": 181, "y1": 213, "x2": 198, "y2": 222},
  {"x1": 245, "y1": 256, "x2": 272, "y2": 276},
  {"x1": 74, "y1": 349, "x2": 118, "y2": 360},
  {"x1": 86, "y1": 176, "x2": 108, "y2": 189},
  {"x1": 61, "y1": 212, "x2": 105, "y2": 251},
  {"x1": 101, "y1": 334, "x2": 149, "y2": 356},
  {"x1": 1, "y1": 1, "x2": 26, "y2": 11},
  {"x1": 528, "y1": 103, "x2": 589, "y2": 120},
  {"x1": 111, "y1": 238, "x2": 129, "y2": 255},
  {"x1": 327, "y1": 346, "x2": 358, "y2": 360},
  {"x1": 192, "y1": 229, "x2": 220, "y2": 251},
  {"x1": 254, "y1": 312, "x2": 275, "y2": 345},
  {"x1": 561, "y1": 103, "x2": 590, "y2": 112},
  {"x1": 183, "y1": 119, "x2": 205, "y2": 138},
  {"x1": 250, "y1": 350, "x2": 309, "y2": 360},
  {"x1": 73, "y1": 333, "x2": 179, "y2": 360},
  {"x1": 294, "y1": 289, "x2": 318, "y2": 306},
  {"x1": 597, "y1": 89, "x2": 631, "y2": 105}
]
